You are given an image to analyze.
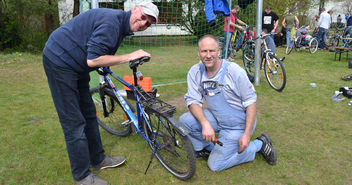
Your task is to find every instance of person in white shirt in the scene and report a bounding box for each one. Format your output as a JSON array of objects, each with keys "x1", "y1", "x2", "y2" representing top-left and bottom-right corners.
[{"x1": 316, "y1": 8, "x2": 332, "y2": 49}]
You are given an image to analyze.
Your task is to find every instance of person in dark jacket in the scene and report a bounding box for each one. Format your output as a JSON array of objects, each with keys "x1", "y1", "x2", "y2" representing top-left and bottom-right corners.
[
  {"x1": 262, "y1": 5, "x2": 279, "y2": 33},
  {"x1": 42, "y1": 2, "x2": 159, "y2": 185}
]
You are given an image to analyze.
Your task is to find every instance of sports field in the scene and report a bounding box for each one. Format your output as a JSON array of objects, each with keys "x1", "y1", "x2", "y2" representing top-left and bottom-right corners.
[{"x1": 0, "y1": 48, "x2": 351, "y2": 184}]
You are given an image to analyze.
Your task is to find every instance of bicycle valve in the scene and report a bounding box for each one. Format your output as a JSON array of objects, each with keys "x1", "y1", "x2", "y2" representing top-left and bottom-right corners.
[{"x1": 214, "y1": 138, "x2": 223, "y2": 146}]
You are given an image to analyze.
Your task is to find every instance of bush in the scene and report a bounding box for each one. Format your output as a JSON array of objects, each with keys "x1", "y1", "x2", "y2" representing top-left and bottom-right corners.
[{"x1": 0, "y1": 13, "x2": 21, "y2": 51}]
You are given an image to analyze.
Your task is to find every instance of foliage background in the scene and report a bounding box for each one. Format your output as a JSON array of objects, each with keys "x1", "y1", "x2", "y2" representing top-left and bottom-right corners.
[{"x1": 0, "y1": 0, "x2": 348, "y2": 53}]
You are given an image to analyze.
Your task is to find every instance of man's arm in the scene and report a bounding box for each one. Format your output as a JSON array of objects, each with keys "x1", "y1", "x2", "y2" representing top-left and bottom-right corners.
[
  {"x1": 87, "y1": 49, "x2": 151, "y2": 67},
  {"x1": 295, "y1": 16, "x2": 299, "y2": 27},
  {"x1": 238, "y1": 102, "x2": 256, "y2": 153},
  {"x1": 236, "y1": 19, "x2": 247, "y2": 27},
  {"x1": 272, "y1": 20, "x2": 279, "y2": 32},
  {"x1": 282, "y1": 18, "x2": 286, "y2": 28},
  {"x1": 230, "y1": 20, "x2": 244, "y2": 30},
  {"x1": 189, "y1": 104, "x2": 215, "y2": 142},
  {"x1": 272, "y1": 13, "x2": 279, "y2": 32}
]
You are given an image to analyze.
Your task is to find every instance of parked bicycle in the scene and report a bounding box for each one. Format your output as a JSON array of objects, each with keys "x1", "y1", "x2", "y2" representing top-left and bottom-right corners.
[
  {"x1": 286, "y1": 27, "x2": 318, "y2": 54},
  {"x1": 218, "y1": 26, "x2": 253, "y2": 58},
  {"x1": 242, "y1": 33, "x2": 287, "y2": 92},
  {"x1": 89, "y1": 57, "x2": 196, "y2": 180},
  {"x1": 326, "y1": 26, "x2": 344, "y2": 51}
]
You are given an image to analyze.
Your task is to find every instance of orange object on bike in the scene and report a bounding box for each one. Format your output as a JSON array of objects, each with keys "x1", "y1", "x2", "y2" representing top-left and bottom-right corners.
[{"x1": 123, "y1": 75, "x2": 152, "y2": 92}]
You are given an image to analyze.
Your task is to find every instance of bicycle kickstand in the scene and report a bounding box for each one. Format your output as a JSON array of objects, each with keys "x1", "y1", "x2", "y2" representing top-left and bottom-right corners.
[{"x1": 144, "y1": 143, "x2": 157, "y2": 175}]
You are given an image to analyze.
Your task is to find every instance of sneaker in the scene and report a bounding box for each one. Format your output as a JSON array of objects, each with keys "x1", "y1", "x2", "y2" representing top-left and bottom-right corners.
[
  {"x1": 195, "y1": 149, "x2": 211, "y2": 159},
  {"x1": 76, "y1": 173, "x2": 109, "y2": 185},
  {"x1": 92, "y1": 156, "x2": 126, "y2": 171},
  {"x1": 256, "y1": 133, "x2": 276, "y2": 165}
]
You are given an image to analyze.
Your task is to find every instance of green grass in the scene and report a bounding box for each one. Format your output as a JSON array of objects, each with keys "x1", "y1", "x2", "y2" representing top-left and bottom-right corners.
[{"x1": 0, "y1": 48, "x2": 351, "y2": 184}]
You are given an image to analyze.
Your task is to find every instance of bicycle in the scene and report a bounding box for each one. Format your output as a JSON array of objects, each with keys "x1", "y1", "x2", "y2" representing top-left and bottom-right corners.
[
  {"x1": 242, "y1": 33, "x2": 287, "y2": 92},
  {"x1": 326, "y1": 26, "x2": 344, "y2": 51},
  {"x1": 89, "y1": 57, "x2": 196, "y2": 180},
  {"x1": 218, "y1": 26, "x2": 251, "y2": 58},
  {"x1": 286, "y1": 27, "x2": 318, "y2": 54}
]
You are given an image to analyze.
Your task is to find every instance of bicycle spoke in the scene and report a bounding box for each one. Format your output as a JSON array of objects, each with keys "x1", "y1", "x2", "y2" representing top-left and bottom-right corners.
[
  {"x1": 143, "y1": 111, "x2": 195, "y2": 179},
  {"x1": 264, "y1": 55, "x2": 286, "y2": 91}
]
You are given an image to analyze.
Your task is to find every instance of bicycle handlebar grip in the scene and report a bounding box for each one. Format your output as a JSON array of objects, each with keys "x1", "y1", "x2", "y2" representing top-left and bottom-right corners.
[{"x1": 129, "y1": 56, "x2": 150, "y2": 69}]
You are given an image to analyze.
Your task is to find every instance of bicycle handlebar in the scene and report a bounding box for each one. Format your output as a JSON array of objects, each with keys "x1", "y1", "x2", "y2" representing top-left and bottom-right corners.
[
  {"x1": 129, "y1": 56, "x2": 150, "y2": 69},
  {"x1": 253, "y1": 32, "x2": 277, "y2": 41}
]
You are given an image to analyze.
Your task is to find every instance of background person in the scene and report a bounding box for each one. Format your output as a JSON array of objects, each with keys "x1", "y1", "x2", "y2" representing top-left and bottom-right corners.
[
  {"x1": 262, "y1": 5, "x2": 279, "y2": 33},
  {"x1": 296, "y1": 25, "x2": 313, "y2": 46},
  {"x1": 316, "y1": 8, "x2": 331, "y2": 49},
  {"x1": 179, "y1": 34, "x2": 277, "y2": 172},
  {"x1": 222, "y1": 5, "x2": 247, "y2": 59},
  {"x1": 42, "y1": 2, "x2": 159, "y2": 184},
  {"x1": 282, "y1": 9, "x2": 299, "y2": 47}
]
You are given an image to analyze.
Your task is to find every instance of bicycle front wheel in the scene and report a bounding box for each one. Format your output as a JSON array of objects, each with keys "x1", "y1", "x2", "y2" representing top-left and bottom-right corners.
[
  {"x1": 286, "y1": 40, "x2": 294, "y2": 55},
  {"x1": 242, "y1": 41, "x2": 255, "y2": 82},
  {"x1": 264, "y1": 54, "x2": 286, "y2": 92},
  {"x1": 309, "y1": 38, "x2": 318, "y2": 54},
  {"x1": 142, "y1": 111, "x2": 196, "y2": 180},
  {"x1": 90, "y1": 87, "x2": 132, "y2": 136}
]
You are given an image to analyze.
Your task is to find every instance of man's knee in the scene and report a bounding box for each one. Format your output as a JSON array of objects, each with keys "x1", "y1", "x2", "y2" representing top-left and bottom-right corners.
[
  {"x1": 207, "y1": 157, "x2": 226, "y2": 172},
  {"x1": 179, "y1": 112, "x2": 197, "y2": 129}
]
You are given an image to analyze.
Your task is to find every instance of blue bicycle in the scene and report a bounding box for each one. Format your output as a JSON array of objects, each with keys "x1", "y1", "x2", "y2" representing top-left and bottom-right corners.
[{"x1": 89, "y1": 57, "x2": 196, "y2": 180}]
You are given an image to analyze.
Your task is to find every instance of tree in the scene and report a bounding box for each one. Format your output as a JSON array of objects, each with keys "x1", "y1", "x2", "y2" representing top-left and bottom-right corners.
[{"x1": 342, "y1": 0, "x2": 352, "y2": 14}]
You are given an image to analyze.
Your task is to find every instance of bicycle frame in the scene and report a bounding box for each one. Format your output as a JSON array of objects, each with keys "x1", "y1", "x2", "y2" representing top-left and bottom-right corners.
[{"x1": 97, "y1": 67, "x2": 154, "y2": 143}]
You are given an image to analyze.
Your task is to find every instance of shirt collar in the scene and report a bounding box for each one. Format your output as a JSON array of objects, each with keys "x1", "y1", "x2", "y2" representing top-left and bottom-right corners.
[{"x1": 123, "y1": 11, "x2": 134, "y2": 36}]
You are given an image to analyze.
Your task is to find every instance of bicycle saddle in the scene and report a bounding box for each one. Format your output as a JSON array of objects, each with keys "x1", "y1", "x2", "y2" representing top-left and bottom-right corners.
[{"x1": 129, "y1": 56, "x2": 150, "y2": 69}]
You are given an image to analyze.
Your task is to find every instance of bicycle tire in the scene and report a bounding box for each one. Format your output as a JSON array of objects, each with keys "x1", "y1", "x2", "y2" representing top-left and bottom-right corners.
[
  {"x1": 309, "y1": 38, "x2": 318, "y2": 54},
  {"x1": 286, "y1": 40, "x2": 294, "y2": 55},
  {"x1": 142, "y1": 110, "x2": 196, "y2": 180},
  {"x1": 264, "y1": 54, "x2": 286, "y2": 92},
  {"x1": 90, "y1": 86, "x2": 132, "y2": 136},
  {"x1": 242, "y1": 41, "x2": 255, "y2": 82}
]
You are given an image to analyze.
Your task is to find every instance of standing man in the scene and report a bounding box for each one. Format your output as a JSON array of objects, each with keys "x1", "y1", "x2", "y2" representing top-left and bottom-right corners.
[
  {"x1": 282, "y1": 9, "x2": 299, "y2": 47},
  {"x1": 262, "y1": 5, "x2": 279, "y2": 33},
  {"x1": 344, "y1": 11, "x2": 352, "y2": 38},
  {"x1": 179, "y1": 35, "x2": 277, "y2": 172},
  {"x1": 42, "y1": 2, "x2": 159, "y2": 185},
  {"x1": 222, "y1": 5, "x2": 247, "y2": 59},
  {"x1": 316, "y1": 8, "x2": 331, "y2": 49}
]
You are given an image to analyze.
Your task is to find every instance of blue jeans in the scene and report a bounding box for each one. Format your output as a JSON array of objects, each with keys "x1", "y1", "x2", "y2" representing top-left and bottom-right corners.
[
  {"x1": 43, "y1": 55, "x2": 105, "y2": 181},
  {"x1": 180, "y1": 109, "x2": 258, "y2": 172},
  {"x1": 286, "y1": 28, "x2": 291, "y2": 46},
  {"x1": 265, "y1": 35, "x2": 276, "y2": 54},
  {"x1": 221, "y1": 31, "x2": 233, "y2": 59},
  {"x1": 235, "y1": 30, "x2": 244, "y2": 50},
  {"x1": 317, "y1": 27, "x2": 328, "y2": 48}
]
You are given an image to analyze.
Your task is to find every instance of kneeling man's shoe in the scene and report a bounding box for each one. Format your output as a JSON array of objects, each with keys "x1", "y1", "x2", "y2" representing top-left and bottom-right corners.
[
  {"x1": 195, "y1": 149, "x2": 211, "y2": 159},
  {"x1": 256, "y1": 133, "x2": 277, "y2": 165}
]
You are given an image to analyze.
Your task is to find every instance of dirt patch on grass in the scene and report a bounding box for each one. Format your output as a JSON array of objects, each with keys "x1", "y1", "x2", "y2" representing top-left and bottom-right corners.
[
  {"x1": 167, "y1": 95, "x2": 187, "y2": 110},
  {"x1": 167, "y1": 95, "x2": 209, "y2": 110}
]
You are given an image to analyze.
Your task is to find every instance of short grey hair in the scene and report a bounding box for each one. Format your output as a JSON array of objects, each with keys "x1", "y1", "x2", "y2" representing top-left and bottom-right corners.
[{"x1": 198, "y1": 34, "x2": 219, "y2": 49}]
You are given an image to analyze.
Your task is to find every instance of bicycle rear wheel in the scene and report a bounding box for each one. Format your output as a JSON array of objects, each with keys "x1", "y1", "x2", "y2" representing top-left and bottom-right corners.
[
  {"x1": 309, "y1": 38, "x2": 318, "y2": 53},
  {"x1": 90, "y1": 87, "x2": 132, "y2": 136},
  {"x1": 142, "y1": 110, "x2": 196, "y2": 180},
  {"x1": 264, "y1": 54, "x2": 286, "y2": 92}
]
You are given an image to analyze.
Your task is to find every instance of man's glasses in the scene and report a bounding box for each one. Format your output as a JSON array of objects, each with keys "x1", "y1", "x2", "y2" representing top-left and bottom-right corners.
[{"x1": 139, "y1": 7, "x2": 154, "y2": 27}]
